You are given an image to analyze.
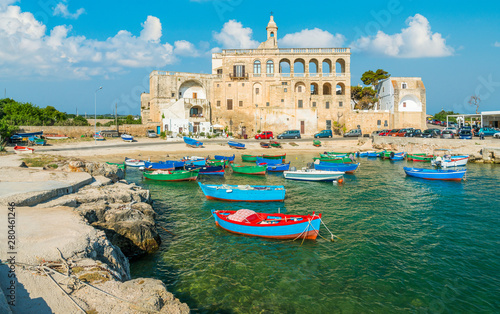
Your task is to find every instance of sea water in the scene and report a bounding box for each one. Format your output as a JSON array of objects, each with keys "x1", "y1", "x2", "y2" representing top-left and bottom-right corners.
[{"x1": 127, "y1": 155, "x2": 500, "y2": 313}]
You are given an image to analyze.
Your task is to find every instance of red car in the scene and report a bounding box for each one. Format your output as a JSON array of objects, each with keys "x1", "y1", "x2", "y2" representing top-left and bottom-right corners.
[
  {"x1": 388, "y1": 129, "x2": 400, "y2": 136},
  {"x1": 379, "y1": 129, "x2": 391, "y2": 136},
  {"x1": 255, "y1": 131, "x2": 274, "y2": 139}
]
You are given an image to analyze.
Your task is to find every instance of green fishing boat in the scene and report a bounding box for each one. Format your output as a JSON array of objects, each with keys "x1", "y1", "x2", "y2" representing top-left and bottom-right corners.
[
  {"x1": 207, "y1": 159, "x2": 229, "y2": 167},
  {"x1": 262, "y1": 154, "x2": 286, "y2": 160},
  {"x1": 313, "y1": 157, "x2": 353, "y2": 164},
  {"x1": 381, "y1": 151, "x2": 394, "y2": 159},
  {"x1": 231, "y1": 163, "x2": 266, "y2": 175},
  {"x1": 106, "y1": 162, "x2": 125, "y2": 170},
  {"x1": 241, "y1": 154, "x2": 261, "y2": 162},
  {"x1": 407, "y1": 153, "x2": 434, "y2": 162},
  {"x1": 313, "y1": 140, "x2": 321, "y2": 147},
  {"x1": 320, "y1": 152, "x2": 353, "y2": 158},
  {"x1": 143, "y1": 169, "x2": 199, "y2": 181}
]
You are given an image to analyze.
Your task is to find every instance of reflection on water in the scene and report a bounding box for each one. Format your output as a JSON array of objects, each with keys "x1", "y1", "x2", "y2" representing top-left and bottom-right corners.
[{"x1": 128, "y1": 156, "x2": 500, "y2": 313}]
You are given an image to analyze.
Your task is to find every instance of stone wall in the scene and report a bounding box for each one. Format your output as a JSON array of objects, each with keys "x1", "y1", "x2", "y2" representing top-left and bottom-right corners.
[
  {"x1": 345, "y1": 111, "x2": 391, "y2": 134},
  {"x1": 19, "y1": 124, "x2": 160, "y2": 137}
]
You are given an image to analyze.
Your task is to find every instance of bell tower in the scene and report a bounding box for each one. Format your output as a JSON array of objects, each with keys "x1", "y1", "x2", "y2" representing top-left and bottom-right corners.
[{"x1": 266, "y1": 14, "x2": 278, "y2": 43}]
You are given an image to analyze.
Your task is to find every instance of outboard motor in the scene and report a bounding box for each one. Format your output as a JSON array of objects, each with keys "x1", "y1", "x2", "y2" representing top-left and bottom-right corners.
[
  {"x1": 290, "y1": 166, "x2": 297, "y2": 171},
  {"x1": 390, "y1": 152, "x2": 395, "y2": 159},
  {"x1": 306, "y1": 162, "x2": 313, "y2": 169}
]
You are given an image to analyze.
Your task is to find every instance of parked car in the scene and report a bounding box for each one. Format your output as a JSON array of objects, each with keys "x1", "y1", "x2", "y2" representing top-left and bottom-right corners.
[
  {"x1": 477, "y1": 127, "x2": 498, "y2": 137},
  {"x1": 146, "y1": 129, "x2": 157, "y2": 138},
  {"x1": 388, "y1": 129, "x2": 400, "y2": 137},
  {"x1": 441, "y1": 130, "x2": 455, "y2": 139},
  {"x1": 443, "y1": 127, "x2": 459, "y2": 135},
  {"x1": 255, "y1": 131, "x2": 274, "y2": 139},
  {"x1": 314, "y1": 129, "x2": 333, "y2": 138},
  {"x1": 459, "y1": 130, "x2": 472, "y2": 139},
  {"x1": 379, "y1": 129, "x2": 391, "y2": 136},
  {"x1": 406, "y1": 129, "x2": 422, "y2": 137},
  {"x1": 343, "y1": 129, "x2": 362, "y2": 137},
  {"x1": 421, "y1": 129, "x2": 441, "y2": 138},
  {"x1": 277, "y1": 130, "x2": 301, "y2": 139},
  {"x1": 371, "y1": 130, "x2": 383, "y2": 137},
  {"x1": 493, "y1": 132, "x2": 500, "y2": 139}
]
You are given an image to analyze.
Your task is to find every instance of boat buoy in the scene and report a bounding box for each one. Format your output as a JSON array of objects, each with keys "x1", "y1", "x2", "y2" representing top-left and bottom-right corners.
[{"x1": 338, "y1": 178, "x2": 344, "y2": 184}]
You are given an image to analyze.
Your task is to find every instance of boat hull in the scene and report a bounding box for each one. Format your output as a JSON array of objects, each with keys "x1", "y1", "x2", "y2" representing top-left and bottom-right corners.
[
  {"x1": 431, "y1": 156, "x2": 469, "y2": 167},
  {"x1": 403, "y1": 167, "x2": 466, "y2": 181},
  {"x1": 262, "y1": 154, "x2": 286, "y2": 160},
  {"x1": 241, "y1": 155, "x2": 260, "y2": 162},
  {"x1": 283, "y1": 170, "x2": 344, "y2": 182},
  {"x1": 314, "y1": 162, "x2": 359, "y2": 174},
  {"x1": 228, "y1": 141, "x2": 245, "y2": 149},
  {"x1": 266, "y1": 162, "x2": 290, "y2": 172},
  {"x1": 143, "y1": 169, "x2": 199, "y2": 181},
  {"x1": 214, "y1": 154, "x2": 235, "y2": 162},
  {"x1": 231, "y1": 164, "x2": 267, "y2": 175},
  {"x1": 183, "y1": 136, "x2": 203, "y2": 147},
  {"x1": 199, "y1": 183, "x2": 285, "y2": 202},
  {"x1": 212, "y1": 210, "x2": 321, "y2": 240},
  {"x1": 186, "y1": 165, "x2": 225, "y2": 175},
  {"x1": 13, "y1": 146, "x2": 34, "y2": 154},
  {"x1": 124, "y1": 158, "x2": 145, "y2": 167}
]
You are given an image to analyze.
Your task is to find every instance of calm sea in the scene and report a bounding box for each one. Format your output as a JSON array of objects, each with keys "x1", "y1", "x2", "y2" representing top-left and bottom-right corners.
[{"x1": 127, "y1": 155, "x2": 500, "y2": 313}]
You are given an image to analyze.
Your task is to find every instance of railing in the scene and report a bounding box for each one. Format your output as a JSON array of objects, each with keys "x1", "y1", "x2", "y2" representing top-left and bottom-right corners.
[
  {"x1": 221, "y1": 48, "x2": 350, "y2": 55},
  {"x1": 184, "y1": 98, "x2": 209, "y2": 107},
  {"x1": 229, "y1": 73, "x2": 249, "y2": 79},
  {"x1": 253, "y1": 74, "x2": 261, "y2": 77},
  {"x1": 266, "y1": 73, "x2": 274, "y2": 77}
]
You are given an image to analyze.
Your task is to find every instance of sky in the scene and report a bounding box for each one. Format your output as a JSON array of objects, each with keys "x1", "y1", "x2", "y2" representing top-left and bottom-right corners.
[{"x1": 1, "y1": 0, "x2": 500, "y2": 116}]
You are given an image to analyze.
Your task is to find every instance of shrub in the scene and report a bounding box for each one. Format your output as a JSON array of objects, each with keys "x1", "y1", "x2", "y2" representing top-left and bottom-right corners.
[
  {"x1": 160, "y1": 131, "x2": 166, "y2": 139},
  {"x1": 200, "y1": 132, "x2": 205, "y2": 137}
]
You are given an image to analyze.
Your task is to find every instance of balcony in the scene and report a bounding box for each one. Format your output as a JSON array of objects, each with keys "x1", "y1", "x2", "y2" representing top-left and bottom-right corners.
[{"x1": 229, "y1": 73, "x2": 249, "y2": 80}]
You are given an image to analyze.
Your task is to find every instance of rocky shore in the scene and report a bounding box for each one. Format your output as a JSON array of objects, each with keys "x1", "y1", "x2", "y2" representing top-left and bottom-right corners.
[{"x1": 0, "y1": 155, "x2": 189, "y2": 313}]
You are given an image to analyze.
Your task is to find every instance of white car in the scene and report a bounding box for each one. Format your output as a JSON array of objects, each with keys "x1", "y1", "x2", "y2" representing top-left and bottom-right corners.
[
  {"x1": 443, "y1": 127, "x2": 459, "y2": 135},
  {"x1": 493, "y1": 132, "x2": 500, "y2": 139}
]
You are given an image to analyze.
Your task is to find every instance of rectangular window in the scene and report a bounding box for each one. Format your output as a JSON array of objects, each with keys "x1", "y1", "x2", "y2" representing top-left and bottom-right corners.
[
  {"x1": 255, "y1": 88, "x2": 260, "y2": 95},
  {"x1": 281, "y1": 99, "x2": 284, "y2": 102},
  {"x1": 298, "y1": 100, "x2": 303, "y2": 108},
  {"x1": 217, "y1": 69, "x2": 222, "y2": 75},
  {"x1": 284, "y1": 88, "x2": 287, "y2": 92},
  {"x1": 298, "y1": 86, "x2": 302, "y2": 92},
  {"x1": 377, "y1": 120, "x2": 381, "y2": 126},
  {"x1": 217, "y1": 84, "x2": 220, "y2": 87},
  {"x1": 171, "y1": 93, "x2": 175, "y2": 97},
  {"x1": 402, "y1": 83, "x2": 407, "y2": 89},
  {"x1": 242, "y1": 83, "x2": 245, "y2": 87},
  {"x1": 239, "y1": 101, "x2": 243, "y2": 107},
  {"x1": 227, "y1": 99, "x2": 233, "y2": 110},
  {"x1": 403, "y1": 102, "x2": 406, "y2": 107},
  {"x1": 384, "y1": 120, "x2": 388, "y2": 126},
  {"x1": 217, "y1": 100, "x2": 221, "y2": 107},
  {"x1": 339, "y1": 101, "x2": 343, "y2": 107},
  {"x1": 312, "y1": 102, "x2": 316, "y2": 107},
  {"x1": 266, "y1": 102, "x2": 270, "y2": 107},
  {"x1": 228, "y1": 83, "x2": 231, "y2": 87},
  {"x1": 233, "y1": 65, "x2": 245, "y2": 78},
  {"x1": 282, "y1": 82, "x2": 288, "y2": 85},
  {"x1": 326, "y1": 101, "x2": 330, "y2": 109},
  {"x1": 326, "y1": 120, "x2": 331, "y2": 129}
]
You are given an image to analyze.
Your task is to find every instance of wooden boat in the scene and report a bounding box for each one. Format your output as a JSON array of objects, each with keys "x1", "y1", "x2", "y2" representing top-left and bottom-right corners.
[
  {"x1": 183, "y1": 136, "x2": 203, "y2": 148},
  {"x1": 206, "y1": 159, "x2": 229, "y2": 168},
  {"x1": 121, "y1": 134, "x2": 134, "y2": 142},
  {"x1": 322, "y1": 152, "x2": 352, "y2": 158},
  {"x1": 262, "y1": 154, "x2": 286, "y2": 160},
  {"x1": 260, "y1": 142, "x2": 270, "y2": 148},
  {"x1": 181, "y1": 156, "x2": 206, "y2": 166},
  {"x1": 93, "y1": 132, "x2": 105, "y2": 141},
  {"x1": 367, "y1": 151, "x2": 382, "y2": 158},
  {"x1": 357, "y1": 151, "x2": 376, "y2": 157},
  {"x1": 242, "y1": 154, "x2": 261, "y2": 162},
  {"x1": 28, "y1": 136, "x2": 46, "y2": 146},
  {"x1": 314, "y1": 162, "x2": 359, "y2": 174},
  {"x1": 124, "y1": 157, "x2": 145, "y2": 167},
  {"x1": 44, "y1": 134, "x2": 68, "y2": 140},
  {"x1": 390, "y1": 152, "x2": 406, "y2": 161},
  {"x1": 106, "y1": 162, "x2": 125, "y2": 170},
  {"x1": 143, "y1": 169, "x2": 199, "y2": 181},
  {"x1": 312, "y1": 157, "x2": 353, "y2": 164},
  {"x1": 231, "y1": 163, "x2": 266, "y2": 175},
  {"x1": 313, "y1": 140, "x2": 321, "y2": 147},
  {"x1": 407, "y1": 153, "x2": 434, "y2": 162},
  {"x1": 11, "y1": 131, "x2": 43, "y2": 139},
  {"x1": 13, "y1": 145, "x2": 34, "y2": 154},
  {"x1": 199, "y1": 183, "x2": 285, "y2": 202},
  {"x1": 185, "y1": 165, "x2": 225, "y2": 176},
  {"x1": 270, "y1": 141, "x2": 282, "y2": 148},
  {"x1": 431, "y1": 155, "x2": 469, "y2": 168},
  {"x1": 211, "y1": 209, "x2": 321, "y2": 240},
  {"x1": 283, "y1": 169, "x2": 344, "y2": 182},
  {"x1": 403, "y1": 167, "x2": 466, "y2": 181},
  {"x1": 214, "y1": 154, "x2": 235, "y2": 162},
  {"x1": 255, "y1": 157, "x2": 283, "y2": 165},
  {"x1": 265, "y1": 162, "x2": 290, "y2": 172},
  {"x1": 381, "y1": 151, "x2": 393, "y2": 159},
  {"x1": 143, "y1": 161, "x2": 183, "y2": 170},
  {"x1": 228, "y1": 141, "x2": 245, "y2": 149}
]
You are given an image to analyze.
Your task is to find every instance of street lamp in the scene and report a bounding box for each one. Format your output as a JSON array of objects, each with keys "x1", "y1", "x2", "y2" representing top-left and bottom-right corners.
[{"x1": 95, "y1": 86, "x2": 103, "y2": 145}]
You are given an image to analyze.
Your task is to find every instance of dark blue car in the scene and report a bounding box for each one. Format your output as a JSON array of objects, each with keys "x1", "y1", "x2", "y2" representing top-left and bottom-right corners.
[{"x1": 459, "y1": 130, "x2": 472, "y2": 139}]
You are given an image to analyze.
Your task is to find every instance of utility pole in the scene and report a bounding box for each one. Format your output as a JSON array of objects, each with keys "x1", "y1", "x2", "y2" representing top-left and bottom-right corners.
[{"x1": 115, "y1": 102, "x2": 118, "y2": 132}]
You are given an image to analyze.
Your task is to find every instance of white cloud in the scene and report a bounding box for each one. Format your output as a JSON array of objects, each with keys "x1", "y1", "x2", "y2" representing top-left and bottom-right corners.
[
  {"x1": 280, "y1": 28, "x2": 345, "y2": 48},
  {"x1": 53, "y1": 2, "x2": 85, "y2": 19},
  {"x1": 494, "y1": 41, "x2": 500, "y2": 47},
  {"x1": 174, "y1": 40, "x2": 199, "y2": 57},
  {"x1": 213, "y1": 20, "x2": 259, "y2": 49},
  {"x1": 352, "y1": 14, "x2": 454, "y2": 58},
  {"x1": 0, "y1": 3, "x2": 179, "y2": 79}
]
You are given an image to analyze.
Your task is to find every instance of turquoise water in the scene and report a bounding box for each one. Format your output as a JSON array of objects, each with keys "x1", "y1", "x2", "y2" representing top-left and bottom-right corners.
[{"x1": 127, "y1": 156, "x2": 500, "y2": 313}]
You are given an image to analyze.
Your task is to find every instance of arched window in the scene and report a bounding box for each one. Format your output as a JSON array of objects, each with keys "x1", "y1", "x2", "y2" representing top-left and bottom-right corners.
[
  {"x1": 253, "y1": 60, "x2": 261, "y2": 74},
  {"x1": 270, "y1": 32, "x2": 274, "y2": 37},
  {"x1": 266, "y1": 60, "x2": 274, "y2": 74}
]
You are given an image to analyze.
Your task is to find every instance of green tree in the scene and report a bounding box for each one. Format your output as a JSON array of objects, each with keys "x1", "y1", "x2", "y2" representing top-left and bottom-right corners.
[
  {"x1": 433, "y1": 110, "x2": 460, "y2": 123},
  {"x1": 351, "y1": 86, "x2": 378, "y2": 110},
  {"x1": 361, "y1": 69, "x2": 391, "y2": 87}
]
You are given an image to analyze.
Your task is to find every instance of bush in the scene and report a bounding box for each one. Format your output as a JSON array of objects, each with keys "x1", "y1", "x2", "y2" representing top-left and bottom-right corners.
[
  {"x1": 200, "y1": 132, "x2": 205, "y2": 137},
  {"x1": 228, "y1": 132, "x2": 233, "y2": 136},
  {"x1": 160, "y1": 131, "x2": 166, "y2": 139}
]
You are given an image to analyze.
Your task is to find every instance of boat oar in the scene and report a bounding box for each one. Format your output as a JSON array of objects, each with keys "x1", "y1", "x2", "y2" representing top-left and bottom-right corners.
[{"x1": 160, "y1": 226, "x2": 177, "y2": 237}]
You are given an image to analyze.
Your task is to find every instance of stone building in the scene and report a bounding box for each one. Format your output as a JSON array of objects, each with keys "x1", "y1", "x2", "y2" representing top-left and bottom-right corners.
[{"x1": 141, "y1": 15, "x2": 426, "y2": 136}]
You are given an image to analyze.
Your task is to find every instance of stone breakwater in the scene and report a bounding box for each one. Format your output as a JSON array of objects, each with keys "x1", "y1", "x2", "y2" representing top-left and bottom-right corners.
[{"x1": 0, "y1": 155, "x2": 189, "y2": 313}]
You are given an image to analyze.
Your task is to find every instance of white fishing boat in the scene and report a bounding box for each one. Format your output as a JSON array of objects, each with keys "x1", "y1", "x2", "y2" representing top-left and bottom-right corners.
[
  {"x1": 121, "y1": 133, "x2": 134, "y2": 142},
  {"x1": 283, "y1": 168, "x2": 344, "y2": 182},
  {"x1": 431, "y1": 149, "x2": 469, "y2": 168},
  {"x1": 124, "y1": 157, "x2": 145, "y2": 167}
]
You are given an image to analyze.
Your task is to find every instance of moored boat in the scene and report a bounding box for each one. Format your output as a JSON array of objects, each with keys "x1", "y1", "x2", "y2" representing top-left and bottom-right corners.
[
  {"x1": 106, "y1": 162, "x2": 125, "y2": 170},
  {"x1": 390, "y1": 152, "x2": 406, "y2": 161},
  {"x1": 260, "y1": 142, "x2": 270, "y2": 148},
  {"x1": 211, "y1": 209, "x2": 321, "y2": 240},
  {"x1": 143, "y1": 169, "x2": 200, "y2": 181},
  {"x1": 183, "y1": 136, "x2": 203, "y2": 148},
  {"x1": 255, "y1": 157, "x2": 283, "y2": 165},
  {"x1": 231, "y1": 163, "x2": 266, "y2": 175},
  {"x1": 265, "y1": 162, "x2": 290, "y2": 172},
  {"x1": 270, "y1": 141, "x2": 282, "y2": 148},
  {"x1": 121, "y1": 133, "x2": 134, "y2": 142},
  {"x1": 262, "y1": 153, "x2": 286, "y2": 160},
  {"x1": 214, "y1": 154, "x2": 235, "y2": 162},
  {"x1": 367, "y1": 151, "x2": 382, "y2": 158},
  {"x1": 313, "y1": 162, "x2": 359, "y2": 174},
  {"x1": 93, "y1": 132, "x2": 105, "y2": 141},
  {"x1": 181, "y1": 156, "x2": 206, "y2": 166},
  {"x1": 13, "y1": 145, "x2": 34, "y2": 154},
  {"x1": 407, "y1": 153, "x2": 434, "y2": 162},
  {"x1": 143, "y1": 160, "x2": 183, "y2": 170},
  {"x1": 283, "y1": 169, "x2": 344, "y2": 182},
  {"x1": 313, "y1": 156, "x2": 353, "y2": 164},
  {"x1": 44, "y1": 134, "x2": 68, "y2": 140},
  {"x1": 242, "y1": 154, "x2": 261, "y2": 162},
  {"x1": 313, "y1": 140, "x2": 321, "y2": 147},
  {"x1": 431, "y1": 155, "x2": 469, "y2": 168},
  {"x1": 28, "y1": 136, "x2": 46, "y2": 146},
  {"x1": 185, "y1": 165, "x2": 225, "y2": 175},
  {"x1": 124, "y1": 157, "x2": 145, "y2": 167},
  {"x1": 228, "y1": 141, "x2": 245, "y2": 149},
  {"x1": 199, "y1": 183, "x2": 285, "y2": 202},
  {"x1": 403, "y1": 167, "x2": 466, "y2": 181}
]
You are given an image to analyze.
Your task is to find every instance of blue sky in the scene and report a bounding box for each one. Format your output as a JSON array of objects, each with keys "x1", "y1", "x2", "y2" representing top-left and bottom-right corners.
[{"x1": 1, "y1": 0, "x2": 499, "y2": 116}]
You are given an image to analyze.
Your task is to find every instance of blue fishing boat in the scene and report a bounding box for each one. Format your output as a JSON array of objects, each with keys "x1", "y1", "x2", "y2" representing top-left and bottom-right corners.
[
  {"x1": 367, "y1": 151, "x2": 380, "y2": 158},
  {"x1": 403, "y1": 167, "x2": 466, "y2": 181},
  {"x1": 228, "y1": 141, "x2": 245, "y2": 149},
  {"x1": 144, "y1": 160, "x2": 184, "y2": 170},
  {"x1": 11, "y1": 131, "x2": 43, "y2": 140},
  {"x1": 199, "y1": 183, "x2": 285, "y2": 202},
  {"x1": 214, "y1": 154, "x2": 235, "y2": 162},
  {"x1": 314, "y1": 162, "x2": 359, "y2": 174},
  {"x1": 181, "y1": 156, "x2": 206, "y2": 166},
  {"x1": 28, "y1": 136, "x2": 46, "y2": 146},
  {"x1": 186, "y1": 165, "x2": 225, "y2": 175},
  {"x1": 390, "y1": 152, "x2": 406, "y2": 161},
  {"x1": 211, "y1": 209, "x2": 321, "y2": 240},
  {"x1": 255, "y1": 157, "x2": 283, "y2": 165},
  {"x1": 265, "y1": 162, "x2": 290, "y2": 172},
  {"x1": 121, "y1": 134, "x2": 134, "y2": 142},
  {"x1": 183, "y1": 136, "x2": 203, "y2": 148},
  {"x1": 357, "y1": 151, "x2": 375, "y2": 157}
]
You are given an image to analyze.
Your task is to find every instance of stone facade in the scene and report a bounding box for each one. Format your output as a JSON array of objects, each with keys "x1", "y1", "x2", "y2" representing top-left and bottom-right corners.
[{"x1": 141, "y1": 16, "x2": 426, "y2": 136}]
